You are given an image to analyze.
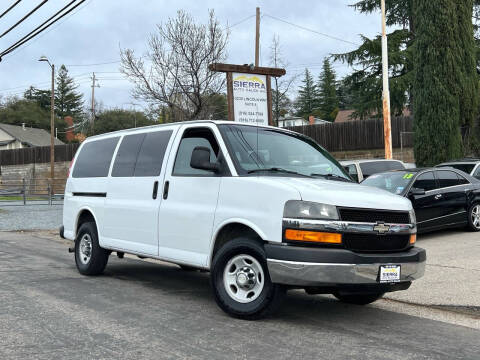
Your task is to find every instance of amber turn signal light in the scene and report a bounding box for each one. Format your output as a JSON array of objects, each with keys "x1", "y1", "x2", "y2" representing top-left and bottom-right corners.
[
  {"x1": 285, "y1": 229, "x2": 342, "y2": 244},
  {"x1": 409, "y1": 234, "x2": 416, "y2": 244}
]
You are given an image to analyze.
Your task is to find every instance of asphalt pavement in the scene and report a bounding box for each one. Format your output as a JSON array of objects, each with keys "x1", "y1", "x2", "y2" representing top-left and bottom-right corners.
[{"x1": 0, "y1": 230, "x2": 479, "y2": 360}]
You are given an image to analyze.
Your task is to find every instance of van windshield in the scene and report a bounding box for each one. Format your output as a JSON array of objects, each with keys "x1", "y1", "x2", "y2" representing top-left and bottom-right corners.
[{"x1": 219, "y1": 124, "x2": 350, "y2": 180}]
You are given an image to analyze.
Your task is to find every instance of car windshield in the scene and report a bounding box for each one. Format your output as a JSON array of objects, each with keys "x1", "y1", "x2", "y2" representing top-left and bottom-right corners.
[
  {"x1": 219, "y1": 124, "x2": 350, "y2": 180},
  {"x1": 361, "y1": 171, "x2": 417, "y2": 195},
  {"x1": 437, "y1": 163, "x2": 476, "y2": 174}
]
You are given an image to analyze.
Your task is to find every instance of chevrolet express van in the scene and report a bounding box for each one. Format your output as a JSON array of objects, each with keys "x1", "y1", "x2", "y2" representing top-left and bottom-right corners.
[{"x1": 61, "y1": 121, "x2": 426, "y2": 319}]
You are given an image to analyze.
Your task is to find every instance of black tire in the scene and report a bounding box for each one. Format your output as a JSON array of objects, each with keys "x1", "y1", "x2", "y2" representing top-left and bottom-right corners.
[
  {"x1": 334, "y1": 292, "x2": 384, "y2": 305},
  {"x1": 467, "y1": 203, "x2": 480, "y2": 232},
  {"x1": 210, "y1": 238, "x2": 285, "y2": 320},
  {"x1": 75, "y1": 222, "x2": 109, "y2": 276}
]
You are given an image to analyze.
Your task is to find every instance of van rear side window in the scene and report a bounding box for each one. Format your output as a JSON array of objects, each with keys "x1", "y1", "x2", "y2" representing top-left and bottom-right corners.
[
  {"x1": 72, "y1": 137, "x2": 119, "y2": 178},
  {"x1": 112, "y1": 130, "x2": 173, "y2": 177}
]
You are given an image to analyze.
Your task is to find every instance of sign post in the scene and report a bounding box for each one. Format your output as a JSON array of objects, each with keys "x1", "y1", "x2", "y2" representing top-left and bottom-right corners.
[{"x1": 208, "y1": 63, "x2": 285, "y2": 126}]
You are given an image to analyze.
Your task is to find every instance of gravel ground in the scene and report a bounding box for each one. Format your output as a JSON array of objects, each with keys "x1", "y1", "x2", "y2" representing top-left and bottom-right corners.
[{"x1": 0, "y1": 203, "x2": 63, "y2": 231}]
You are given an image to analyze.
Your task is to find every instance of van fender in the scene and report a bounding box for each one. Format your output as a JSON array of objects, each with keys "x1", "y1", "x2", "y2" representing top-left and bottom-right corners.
[
  {"x1": 208, "y1": 218, "x2": 268, "y2": 265},
  {"x1": 74, "y1": 206, "x2": 101, "y2": 240}
]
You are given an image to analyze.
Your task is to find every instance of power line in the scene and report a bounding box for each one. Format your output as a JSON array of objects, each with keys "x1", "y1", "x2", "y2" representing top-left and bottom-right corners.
[
  {"x1": 0, "y1": 0, "x2": 48, "y2": 39},
  {"x1": 263, "y1": 14, "x2": 360, "y2": 46},
  {"x1": 226, "y1": 14, "x2": 255, "y2": 30},
  {"x1": 65, "y1": 60, "x2": 121, "y2": 67},
  {"x1": 1, "y1": 0, "x2": 77, "y2": 56},
  {"x1": 0, "y1": 0, "x2": 87, "y2": 59},
  {"x1": 0, "y1": 0, "x2": 22, "y2": 20}
]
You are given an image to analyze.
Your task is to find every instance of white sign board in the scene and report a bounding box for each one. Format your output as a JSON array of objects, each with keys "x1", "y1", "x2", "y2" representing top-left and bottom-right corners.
[{"x1": 232, "y1": 73, "x2": 268, "y2": 126}]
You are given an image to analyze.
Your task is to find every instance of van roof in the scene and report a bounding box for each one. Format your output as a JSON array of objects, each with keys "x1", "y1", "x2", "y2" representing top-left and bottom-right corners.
[{"x1": 84, "y1": 120, "x2": 292, "y2": 141}]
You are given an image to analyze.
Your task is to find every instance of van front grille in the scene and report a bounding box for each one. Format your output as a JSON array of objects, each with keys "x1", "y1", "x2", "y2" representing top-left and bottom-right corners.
[
  {"x1": 343, "y1": 233, "x2": 410, "y2": 252},
  {"x1": 339, "y1": 208, "x2": 410, "y2": 224}
]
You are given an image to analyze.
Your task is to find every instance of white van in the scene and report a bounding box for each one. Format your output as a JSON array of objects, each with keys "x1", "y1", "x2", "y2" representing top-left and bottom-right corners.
[{"x1": 61, "y1": 121, "x2": 425, "y2": 319}]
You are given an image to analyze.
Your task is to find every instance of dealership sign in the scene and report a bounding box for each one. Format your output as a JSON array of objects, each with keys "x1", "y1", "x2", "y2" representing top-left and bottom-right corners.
[{"x1": 232, "y1": 73, "x2": 268, "y2": 126}]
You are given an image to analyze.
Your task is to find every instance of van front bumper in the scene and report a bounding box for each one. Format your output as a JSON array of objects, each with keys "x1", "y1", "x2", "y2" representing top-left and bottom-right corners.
[{"x1": 265, "y1": 244, "x2": 426, "y2": 286}]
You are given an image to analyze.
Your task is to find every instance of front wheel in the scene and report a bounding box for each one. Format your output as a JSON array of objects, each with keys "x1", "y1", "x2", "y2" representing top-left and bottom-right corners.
[
  {"x1": 334, "y1": 292, "x2": 384, "y2": 305},
  {"x1": 210, "y1": 238, "x2": 285, "y2": 320},
  {"x1": 467, "y1": 203, "x2": 480, "y2": 232}
]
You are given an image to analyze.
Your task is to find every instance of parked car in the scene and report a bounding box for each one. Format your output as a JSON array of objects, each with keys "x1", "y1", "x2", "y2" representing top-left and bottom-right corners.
[
  {"x1": 436, "y1": 158, "x2": 480, "y2": 180},
  {"x1": 340, "y1": 159, "x2": 407, "y2": 182},
  {"x1": 61, "y1": 121, "x2": 425, "y2": 319},
  {"x1": 361, "y1": 168, "x2": 480, "y2": 233}
]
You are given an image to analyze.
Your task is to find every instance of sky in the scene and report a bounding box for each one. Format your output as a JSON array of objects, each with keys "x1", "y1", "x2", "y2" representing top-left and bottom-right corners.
[{"x1": 0, "y1": 0, "x2": 383, "y2": 113}]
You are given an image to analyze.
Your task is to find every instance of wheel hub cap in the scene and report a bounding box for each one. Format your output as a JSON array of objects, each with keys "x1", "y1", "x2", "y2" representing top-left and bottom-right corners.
[
  {"x1": 79, "y1": 234, "x2": 92, "y2": 265},
  {"x1": 223, "y1": 254, "x2": 265, "y2": 304}
]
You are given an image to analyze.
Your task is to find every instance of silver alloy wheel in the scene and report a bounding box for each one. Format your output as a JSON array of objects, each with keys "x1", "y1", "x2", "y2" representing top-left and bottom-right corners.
[
  {"x1": 471, "y1": 205, "x2": 480, "y2": 229},
  {"x1": 223, "y1": 254, "x2": 265, "y2": 304},
  {"x1": 79, "y1": 234, "x2": 93, "y2": 265}
]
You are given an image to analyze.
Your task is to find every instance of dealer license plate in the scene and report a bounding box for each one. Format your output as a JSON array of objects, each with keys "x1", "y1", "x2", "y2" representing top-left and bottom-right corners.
[{"x1": 379, "y1": 265, "x2": 401, "y2": 283}]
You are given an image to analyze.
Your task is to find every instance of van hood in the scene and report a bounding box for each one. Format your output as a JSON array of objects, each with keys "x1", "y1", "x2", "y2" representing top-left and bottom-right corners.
[{"x1": 275, "y1": 177, "x2": 412, "y2": 211}]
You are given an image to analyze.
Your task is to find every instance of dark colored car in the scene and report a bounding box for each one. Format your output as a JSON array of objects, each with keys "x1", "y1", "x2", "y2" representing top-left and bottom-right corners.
[{"x1": 361, "y1": 167, "x2": 480, "y2": 233}]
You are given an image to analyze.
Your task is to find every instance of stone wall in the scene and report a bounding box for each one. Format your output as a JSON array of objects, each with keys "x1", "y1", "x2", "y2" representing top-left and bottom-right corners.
[{"x1": 0, "y1": 161, "x2": 70, "y2": 194}]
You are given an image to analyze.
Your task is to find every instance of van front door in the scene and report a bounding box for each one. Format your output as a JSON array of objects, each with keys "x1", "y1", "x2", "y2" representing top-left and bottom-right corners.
[
  {"x1": 158, "y1": 125, "x2": 226, "y2": 267},
  {"x1": 102, "y1": 128, "x2": 175, "y2": 256}
]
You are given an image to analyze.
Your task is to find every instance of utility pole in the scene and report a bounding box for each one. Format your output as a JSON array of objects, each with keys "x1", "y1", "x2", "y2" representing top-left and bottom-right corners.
[
  {"x1": 91, "y1": 72, "x2": 99, "y2": 134},
  {"x1": 50, "y1": 63, "x2": 55, "y2": 183},
  {"x1": 381, "y1": 0, "x2": 392, "y2": 159},
  {"x1": 255, "y1": 7, "x2": 260, "y2": 67}
]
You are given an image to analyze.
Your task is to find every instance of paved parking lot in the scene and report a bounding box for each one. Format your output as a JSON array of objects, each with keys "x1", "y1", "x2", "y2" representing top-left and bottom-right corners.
[
  {"x1": 0, "y1": 230, "x2": 479, "y2": 359},
  {"x1": 0, "y1": 204, "x2": 63, "y2": 231}
]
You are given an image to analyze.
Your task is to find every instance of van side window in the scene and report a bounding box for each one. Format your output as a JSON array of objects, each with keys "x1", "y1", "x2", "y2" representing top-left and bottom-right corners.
[
  {"x1": 112, "y1": 134, "x2": 145, "y2": 177},
  {"x1": 134, "y1": 130, "x2": 173, "y2": 177},
  {"x1": 173, "y1": 127, "x2": 219, "y2": 176},
  {"x1": 72, "y1": 137, "x2": 119, "y2": 178}
]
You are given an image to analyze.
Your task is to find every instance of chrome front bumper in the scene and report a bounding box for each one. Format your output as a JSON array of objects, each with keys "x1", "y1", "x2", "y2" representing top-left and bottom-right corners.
[
  {"x1": 267, "y1": 258, "x2": 425, "y2": 286},
  {"x1": 265, "y1": 244, "x2": 426, "y2": 287}
]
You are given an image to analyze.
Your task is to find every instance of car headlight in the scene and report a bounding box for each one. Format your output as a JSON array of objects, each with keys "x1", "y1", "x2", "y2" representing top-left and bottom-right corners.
[
  {"x1": 283, "y1": 200, "x2": 339, "y2": 220},
  {"x1": 409, "y1": 209, "x2": 416, "y2": 225}
]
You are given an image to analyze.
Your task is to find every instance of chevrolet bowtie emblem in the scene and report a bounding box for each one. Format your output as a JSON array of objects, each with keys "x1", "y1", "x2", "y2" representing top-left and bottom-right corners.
[{"x1": 373, "y1": 223, "x2": 390, "y2": 234}]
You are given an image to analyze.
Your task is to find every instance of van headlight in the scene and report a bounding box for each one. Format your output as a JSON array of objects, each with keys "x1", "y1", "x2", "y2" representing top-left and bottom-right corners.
[{"x1": 283, "y1": 200, "x2": 339, "y2": 220}]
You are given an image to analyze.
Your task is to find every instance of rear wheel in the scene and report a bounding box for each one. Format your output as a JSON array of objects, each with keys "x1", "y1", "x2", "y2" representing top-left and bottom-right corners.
[
  {"x1": 75, "y1": 222, "x2": 109, "y2": 275},
  {"x1": 210, "y1": 238, "x2": 285, "y2": 320},
  {"x1": 467, "y1": 203, "x2": 480, "y2": 232},
  {"x1": 334, "y1": 292, "x2": 384, "y2": 305}
]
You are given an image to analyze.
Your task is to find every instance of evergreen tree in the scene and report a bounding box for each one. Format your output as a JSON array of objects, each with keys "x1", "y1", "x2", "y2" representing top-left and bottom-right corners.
[
  {"x1": 295, "y1": 69, "x2": 317, "y2": 119},
  {"x1": 413, "y1": 0, "x2": 464, "y2": 166},
  {"x1": 55, "y1": 65, "x2": 84, "y2": 120},
  {"x1": 455, "y1": 0, "x2": 479, "y2": 152},
  {"x1": 317, "y1": 59, "x2": 339, "y2": 122}
]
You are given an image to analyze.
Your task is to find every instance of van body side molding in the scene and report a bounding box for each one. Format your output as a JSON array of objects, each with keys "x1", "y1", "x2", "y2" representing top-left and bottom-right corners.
[{"x1": 72, "y1": 192, "x2": 107, "y2": 198}]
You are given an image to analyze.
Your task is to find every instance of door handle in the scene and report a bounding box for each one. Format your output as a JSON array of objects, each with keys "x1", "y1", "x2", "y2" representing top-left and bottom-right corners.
[
  {"x1": 152, "y1": 181, "x2": 159, "y2": 199},
  {"x1": 163, "y1": 181, "x2": 170, "y2": 200},
  {"x1": 435, "y1": 194, "x2": 442, "y2": 200}
]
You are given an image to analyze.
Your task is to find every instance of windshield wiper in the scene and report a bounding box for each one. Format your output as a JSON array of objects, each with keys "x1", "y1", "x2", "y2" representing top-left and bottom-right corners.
[
  {"x1": 248, "y1": 167, "x2": 311, "y2": 177},
  {"x1": 310, "y1": 173, "x2": 353, "y2": 182}
]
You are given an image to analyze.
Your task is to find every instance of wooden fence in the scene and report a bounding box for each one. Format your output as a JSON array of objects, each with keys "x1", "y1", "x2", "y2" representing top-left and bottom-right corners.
[
  {"x1": 287, "y1": 116, "x2": 414, "y2": 152},
  {"x1": 0, "y1": 143, "x2": 80, "y2": 166}
]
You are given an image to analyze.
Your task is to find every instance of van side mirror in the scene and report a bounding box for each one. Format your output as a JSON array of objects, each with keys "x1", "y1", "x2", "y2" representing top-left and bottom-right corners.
[
  {"x1": 190, "y1": 146, "x2": 220, "y2": 173},
  {"x1": 409, "y1": 187, "x2": 425, "y2": 196}
]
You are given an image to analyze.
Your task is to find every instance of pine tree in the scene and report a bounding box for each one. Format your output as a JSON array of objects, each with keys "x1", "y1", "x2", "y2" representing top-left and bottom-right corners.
[
  {"x1": 55, "y1": 65, "x2": 84, "y2": 120},
  {"x1": 317, "y1": 59, "x2": 339, "y2": 122},
  {"x1": 413, "y1": 0, "x2": 464, "y2": 166},
  {"x1": 295, "y1": 69, "x2": 317, "y2": 119}
]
